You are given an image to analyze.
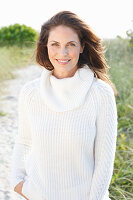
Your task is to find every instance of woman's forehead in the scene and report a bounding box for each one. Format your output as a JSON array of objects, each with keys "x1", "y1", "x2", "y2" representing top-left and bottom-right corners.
[{"x1": 48, "y1": 25, "x2": 80, "y2": 42}]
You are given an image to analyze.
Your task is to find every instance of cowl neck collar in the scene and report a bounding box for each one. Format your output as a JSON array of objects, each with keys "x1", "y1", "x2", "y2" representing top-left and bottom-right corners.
[{"x1": 40, "y1": 65, "x2": 94, "y2": 112}]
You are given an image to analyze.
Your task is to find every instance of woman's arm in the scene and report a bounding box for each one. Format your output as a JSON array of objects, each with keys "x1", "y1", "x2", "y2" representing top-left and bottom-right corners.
[
  {"x1": 88, "y1": 84, "x2": 118, "y2": 200},
  {"x1": 11, "y1": 84, "x2": 33, "y2": 197}
]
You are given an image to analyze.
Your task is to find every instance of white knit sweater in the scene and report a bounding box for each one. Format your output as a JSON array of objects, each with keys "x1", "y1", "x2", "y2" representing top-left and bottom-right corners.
[{"x1": 11, "y1": 65, "x2": 118, "y2": 200}]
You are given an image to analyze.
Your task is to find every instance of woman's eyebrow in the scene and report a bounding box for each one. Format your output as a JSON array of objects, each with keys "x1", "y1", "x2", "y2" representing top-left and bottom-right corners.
[
  {"x1": 49, "y1": 40, "x2": 59, "y2": 43},
  {"x1": 68, "y1": 41, "x2": 78, "y2": 44},
  {"x1": 49, "y1": 40, "x2": 78, "y2": 44}
]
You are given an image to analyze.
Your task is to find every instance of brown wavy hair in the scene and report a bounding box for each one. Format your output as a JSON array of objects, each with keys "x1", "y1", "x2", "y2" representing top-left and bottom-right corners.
[{"x1": 35, "y1": 10, "x2": 118, "y2": 96}]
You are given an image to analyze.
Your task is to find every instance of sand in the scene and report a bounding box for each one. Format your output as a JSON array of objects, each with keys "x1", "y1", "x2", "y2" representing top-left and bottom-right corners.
[{"x1": 0, "y1": 65, "x2": 42, "y2": 200}]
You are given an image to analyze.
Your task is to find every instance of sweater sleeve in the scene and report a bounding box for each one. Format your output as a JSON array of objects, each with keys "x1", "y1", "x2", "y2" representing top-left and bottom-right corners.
[
  {"x1": 88, "y1": 83, "x2": 118, "y2": 200},
  {"x1": 11, "y1": 84, "x2": 32, "y2": 190}
]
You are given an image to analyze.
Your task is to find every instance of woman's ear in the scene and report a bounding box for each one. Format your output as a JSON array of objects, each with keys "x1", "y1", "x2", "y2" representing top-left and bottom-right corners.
[{"x1": 80, "y1": 43, "x2": 85, "y2": 53}]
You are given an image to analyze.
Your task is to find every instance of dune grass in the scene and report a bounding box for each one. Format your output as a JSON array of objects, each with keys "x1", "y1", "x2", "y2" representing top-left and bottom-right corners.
[
  {"x1": 104, "y1": 38, "x2": 133, "y2": 200},
  {"x1": 0, "y1": 45, "x2": 36, "y2": 93}
]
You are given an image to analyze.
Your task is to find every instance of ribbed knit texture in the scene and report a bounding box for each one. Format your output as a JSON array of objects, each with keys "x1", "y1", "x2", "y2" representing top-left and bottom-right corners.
[{"x1": 11, "y1": 65, "x2": 118, "y2": 200}]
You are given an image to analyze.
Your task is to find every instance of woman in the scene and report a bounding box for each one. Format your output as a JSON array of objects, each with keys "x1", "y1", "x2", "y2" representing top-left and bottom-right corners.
[{"x1": 11, "y1": 11, "x2": 118, "y2": 200}]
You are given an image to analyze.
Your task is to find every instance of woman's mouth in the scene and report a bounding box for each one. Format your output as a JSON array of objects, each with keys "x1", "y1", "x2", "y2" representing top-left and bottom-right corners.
[{"x1": 56, "y1": 59, "x2": 71, "y2": 65}]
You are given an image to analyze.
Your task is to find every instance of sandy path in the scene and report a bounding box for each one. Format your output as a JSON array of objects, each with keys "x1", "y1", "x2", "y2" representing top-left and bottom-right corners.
[{"x1": 0, "y1": 65, "x2": 42, "y2": 200}]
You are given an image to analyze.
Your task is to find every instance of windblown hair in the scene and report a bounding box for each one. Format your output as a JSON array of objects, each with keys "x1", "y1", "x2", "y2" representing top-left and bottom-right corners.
[{"x1": 35, "y1": 10, "x2": 118, "y2": 96}]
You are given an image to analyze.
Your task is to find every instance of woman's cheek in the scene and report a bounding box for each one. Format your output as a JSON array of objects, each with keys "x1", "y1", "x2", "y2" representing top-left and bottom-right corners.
[{"x1": 48, "y1": 48, "x2": 56, "y2": 58}]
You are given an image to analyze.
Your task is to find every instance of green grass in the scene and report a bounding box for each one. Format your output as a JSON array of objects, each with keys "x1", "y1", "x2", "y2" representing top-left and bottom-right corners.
[
  {"x1": 0, "y1": 45, "x2": 37, "y2": 116},
  {"x1": 0, "y1": 111, "x2": 7, "y2": 116},
  {"x1": 104, "y1": 38, "x2": 133, "y2": 200},
  {"x1": 0, "y1": 45, "x2": 36, "y2": 93}
]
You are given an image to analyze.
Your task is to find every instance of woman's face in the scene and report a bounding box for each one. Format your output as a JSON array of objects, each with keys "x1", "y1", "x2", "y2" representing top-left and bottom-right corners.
[{"x1": 47, "y1": 25, "x2": 84, "y2": 78}]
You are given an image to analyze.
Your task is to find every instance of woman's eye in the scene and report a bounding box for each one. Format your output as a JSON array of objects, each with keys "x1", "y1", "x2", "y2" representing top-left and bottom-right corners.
[
  {"x1": 51, "y1": 43, "x2": 59, "y2": 46},
  {"x1": 69, "y1": 43, "x2": 75, "y2": 46}
]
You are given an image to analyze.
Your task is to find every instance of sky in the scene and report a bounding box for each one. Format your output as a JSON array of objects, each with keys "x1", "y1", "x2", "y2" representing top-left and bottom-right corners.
[{"x1": 0, "y1": 0, "x2": 133, "y2": 39}]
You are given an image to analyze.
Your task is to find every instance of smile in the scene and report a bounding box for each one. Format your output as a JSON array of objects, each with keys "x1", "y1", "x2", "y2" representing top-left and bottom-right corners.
[{"x1": 56, "y1": 59, "x2": 71, "y2": 64}]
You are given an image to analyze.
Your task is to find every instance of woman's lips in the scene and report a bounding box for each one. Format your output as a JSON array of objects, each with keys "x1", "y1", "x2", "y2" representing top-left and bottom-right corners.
[{"x1": 56, "y1": 59, "x2": 71, "y2": 65}]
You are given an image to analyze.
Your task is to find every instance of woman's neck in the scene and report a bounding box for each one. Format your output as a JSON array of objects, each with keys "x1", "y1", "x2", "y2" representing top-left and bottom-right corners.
[{"x1": 52, "y1": 66, "x2": 78, "y2": 79}]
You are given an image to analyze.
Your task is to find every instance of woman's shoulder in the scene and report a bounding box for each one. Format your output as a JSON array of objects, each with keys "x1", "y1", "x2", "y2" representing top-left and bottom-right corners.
[
  {"x1": 92, "y1": 77, "x2": 114, "y2": 97},
  {"x1": 91, "y1": 78, "x2": 117, "y2": 112},
  {"x1": 19, "y1": 78, "x2": 40, "y2": 97}
]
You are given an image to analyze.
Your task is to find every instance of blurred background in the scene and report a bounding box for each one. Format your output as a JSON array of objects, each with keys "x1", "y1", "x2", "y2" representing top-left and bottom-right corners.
[{"x1": 0, "y1": 0, "x2": 133, "y2": 199}]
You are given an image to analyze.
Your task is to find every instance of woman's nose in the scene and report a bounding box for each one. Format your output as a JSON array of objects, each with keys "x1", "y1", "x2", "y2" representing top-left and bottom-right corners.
[{"x1": 58, "y1": 46, "x2": 68, "y2": 56}]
